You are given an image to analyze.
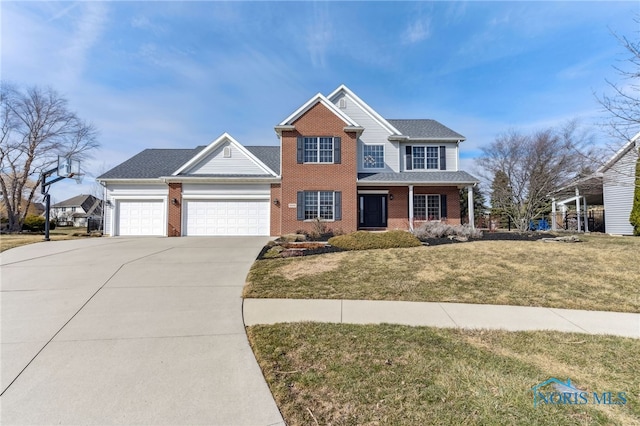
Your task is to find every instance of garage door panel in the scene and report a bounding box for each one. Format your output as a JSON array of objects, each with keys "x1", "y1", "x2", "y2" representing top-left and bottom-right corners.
[
  {"x1": 118, "y1": 200, "x2": 165, "y2": 236},
  {"x1": 185, "y1": 200, "x2": 269, "y2": 236}
]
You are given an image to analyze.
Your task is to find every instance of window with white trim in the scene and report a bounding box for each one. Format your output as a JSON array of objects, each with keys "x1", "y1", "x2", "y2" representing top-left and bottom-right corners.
[
  {"x1": 406, "y1": 145, "x2": 445, "y2": 170},
  {"x1": 304, "y1": 191, "x2": 335, "y2": 220},
  {"x1": 304, "y1": 137, "x2": 334, "y2": 163},
  {"x1": 363, "y1": 145, "x2": 384, "y2": 169},
  {"x1": 414, "y1": 195, "x2": 441, "y2": 220}
]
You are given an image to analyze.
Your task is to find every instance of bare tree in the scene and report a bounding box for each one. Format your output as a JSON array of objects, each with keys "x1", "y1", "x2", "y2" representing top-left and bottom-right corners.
[
  {"x1": 478, "y1": 122, "x2": 598, "y2": 231},
  {"x1": 597, "y1": 16, "x2": 640, "y2": 142},
  {"x1": 0, "y1": 83, "x2": 99, "y2": 232}
]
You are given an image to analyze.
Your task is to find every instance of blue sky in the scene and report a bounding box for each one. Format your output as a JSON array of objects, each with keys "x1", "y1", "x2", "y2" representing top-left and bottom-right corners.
[{"x1": 2, "y1": 1, "x2": 639, "y2": 201}]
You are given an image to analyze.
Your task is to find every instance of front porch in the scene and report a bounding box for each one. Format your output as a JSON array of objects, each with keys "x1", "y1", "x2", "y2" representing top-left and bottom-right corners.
[{"x1": 357, "y1": 185, "x2": 475, "y2": 231}]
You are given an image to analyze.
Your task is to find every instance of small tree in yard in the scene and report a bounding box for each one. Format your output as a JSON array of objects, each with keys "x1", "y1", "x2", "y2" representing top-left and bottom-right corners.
[
  {"x1": 630, "y1": 153, "x2": 640, "y2": 235},
  {"x1": 477, "y1": 122, "x2": 598, "y2": 231},
  {"x1": 0, "y1": 83, "x2": 99, "y2": 232}
]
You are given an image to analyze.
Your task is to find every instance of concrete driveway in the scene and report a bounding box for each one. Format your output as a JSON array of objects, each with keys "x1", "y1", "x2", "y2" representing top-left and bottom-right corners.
[{"x1": 1, "y1": 237, "x2": 284, "y2": 425}]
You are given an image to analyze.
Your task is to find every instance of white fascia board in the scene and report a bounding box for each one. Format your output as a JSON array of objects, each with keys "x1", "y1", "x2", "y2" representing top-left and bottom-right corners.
[
  {"x1": 327, "y1": 85, "x2": 402, "y2": 135},
  {"x1": 161, "y1": 176, "x2": 281, "y2": 184},
  {"x1": 97, "y1": 178, "x2": 164, "y2": 184},
  {"x1": 357, "y1": 180, "x2": 474, "y2": 187},
  {"x1": 172, "y1": 133, "x2": 277, "y2": 177},
  {"x1": 278, "y1": 93, "x2": 359, "y2": 127},
  {"x1": 597, "y1": 131, "x2": 640, "y2": 173},
  {"x1": 401, "y1": 137, "x2": 467, "y2": 142}
]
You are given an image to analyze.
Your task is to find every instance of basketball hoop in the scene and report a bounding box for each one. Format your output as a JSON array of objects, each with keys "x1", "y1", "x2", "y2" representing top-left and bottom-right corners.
[{"x1": 57, "y1": 156, "x2": 81, "y2": 178}]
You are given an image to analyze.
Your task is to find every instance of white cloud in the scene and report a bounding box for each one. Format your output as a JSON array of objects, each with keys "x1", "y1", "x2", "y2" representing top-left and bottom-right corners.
[
  {"x1": 306, "y1": 3, "x2": 334, "y2": 67},
  {"x1": 59, "y1": 2, "x2": 109, "y2": 82},
  {"x1": 403, "y1": 18, "x2": 431, "y2": 44}
]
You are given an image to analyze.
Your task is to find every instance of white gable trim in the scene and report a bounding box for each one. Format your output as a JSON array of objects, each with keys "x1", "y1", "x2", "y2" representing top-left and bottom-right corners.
[
  {"x1": 278, "y1": 93, "x2": 359, "y2": 127},
  {"x1": 598, "y1": 131, "x2": 640, "y2": 173},
  {"x1": 327, "y1": 84, "x2": 402, "y2": 136},
  {"x1": 172, "y1": 133, "x2": 277, "y2": 176}
]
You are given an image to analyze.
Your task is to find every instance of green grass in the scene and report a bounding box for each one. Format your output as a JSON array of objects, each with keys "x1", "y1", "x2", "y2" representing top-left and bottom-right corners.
[
  {"x1": 0, "y1": 227, "x2": 98, "y2": 252},
  {"x1": 247, "y1": 323, "x2": 640, "y2": 426},
  {"x1": 243, "y1": 234, "x2": 640, "y2": 312}
]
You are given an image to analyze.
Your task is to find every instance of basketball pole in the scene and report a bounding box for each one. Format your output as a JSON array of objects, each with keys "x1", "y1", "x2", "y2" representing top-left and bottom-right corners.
[{"x1": 40, "y1": 167, "x2": 67, "y2": 241}]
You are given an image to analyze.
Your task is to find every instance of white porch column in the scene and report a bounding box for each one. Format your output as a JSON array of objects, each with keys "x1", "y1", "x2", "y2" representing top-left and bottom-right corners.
[
  {"x1": 551, "y1": 198, "x2": 557, "y2": 231},
  {"x1": 408, "y1": 185, "x2": 414, "y2": 231},
  {"x1": 583, "y1": 196, "x2": 589, "y2": 233},
  {"x1": 467, "y1": 186, "x2": 475, "y2": 229},
  {"x1": 575, "y1": 188, "x2": 581, "y2": 232}
]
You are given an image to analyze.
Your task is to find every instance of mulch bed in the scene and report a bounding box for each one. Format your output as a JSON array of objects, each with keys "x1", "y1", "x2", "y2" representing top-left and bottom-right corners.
[
  {"x1": 422, "y1": 231, "x2": 557, "y2": 246},
  {"x1": 256, "y1": 231, "x2": 560, "y2": 259}
]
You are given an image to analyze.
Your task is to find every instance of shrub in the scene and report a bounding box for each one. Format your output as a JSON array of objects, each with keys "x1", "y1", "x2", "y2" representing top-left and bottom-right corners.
[
  {"x1": 413, "y1": 222, "x2": 483, "y2": 240},
  {"x1": 328, "y1": 230, "x2": 422, "y2": 251},
  {"x1": 22, "y1": 215, "x2": 46, "y2": 232}
]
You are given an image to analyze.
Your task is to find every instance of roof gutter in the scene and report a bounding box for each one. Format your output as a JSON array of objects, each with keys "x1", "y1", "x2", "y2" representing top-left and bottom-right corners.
[{"x1": 160, "y1": 176, "x2": 281, "y2": 184}]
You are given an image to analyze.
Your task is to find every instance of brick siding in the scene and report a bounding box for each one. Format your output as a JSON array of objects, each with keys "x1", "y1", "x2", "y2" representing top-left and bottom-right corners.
[
  {"x1": 280, "y1": 102, "x2": 358, "y2": 235},
  {"x1": 168, "y1": 183, "x2": 182, "y2": 237}
]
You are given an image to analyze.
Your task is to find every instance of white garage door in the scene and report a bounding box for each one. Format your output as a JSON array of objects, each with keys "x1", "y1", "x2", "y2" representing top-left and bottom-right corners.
[
  {"x1": 184, "y1": 200, "x2": 269, "y2": 236},
  {"x1": 117, "y1": 200, "x2": 165, "y2": 236}
]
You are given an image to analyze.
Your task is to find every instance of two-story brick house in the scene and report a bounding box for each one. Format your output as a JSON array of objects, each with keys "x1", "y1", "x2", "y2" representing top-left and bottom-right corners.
[{"x1": 98, "y1": 85, "x2": 478, "y2": 236}]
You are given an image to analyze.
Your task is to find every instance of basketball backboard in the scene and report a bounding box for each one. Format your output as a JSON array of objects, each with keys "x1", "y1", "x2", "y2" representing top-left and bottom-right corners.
[{"x1": 57, "y1": 156, "x2": 81, "y2": 178}]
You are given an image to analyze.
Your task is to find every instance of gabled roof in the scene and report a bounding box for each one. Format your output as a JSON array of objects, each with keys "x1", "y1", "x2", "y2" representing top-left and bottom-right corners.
[
  {"x1": 387, "y1": 119, "x2": 465, "y2": 140},
  {"x1": 327, "y1": 85, "x2": 401, "y2": 136},
  {"x1": 278, "y1": 92, "x2": 359, "y2": 127},
  {"x1": 98, "y1": 139, "x2": 280, "y2": 180},
  {"x1": 98, "y1": 147, "x2": 205, "y2": 180},
  {"x1": 52, "y1": 194, "x2": 100, "y2": 210},
  {"x1": 246, "y1": 146, "x2": 280, "y2": 175},
  {"x1": 172, "y1": 133, "x2": 278, "y2": 177},
  {"x1": 597, "y1": 131, "x2": 640, "y2": 173}
]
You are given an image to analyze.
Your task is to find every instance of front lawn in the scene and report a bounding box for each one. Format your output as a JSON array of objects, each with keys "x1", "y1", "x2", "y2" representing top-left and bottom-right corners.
[
  {"x1": 243, "y1": 234, "x2": 640, "y2": 312},
  {"x1": 0, "y1": 227, "x2": 97, "y2": 252},
  {"x1": 248, "y1": 323, "x2": 640, "y2": 425}
]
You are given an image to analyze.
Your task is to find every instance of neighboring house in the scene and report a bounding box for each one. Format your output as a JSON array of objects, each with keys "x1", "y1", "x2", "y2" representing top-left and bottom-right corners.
[
  {"x1": 98, "y1": 85, "x2": 479, "y2": 237},
  {"x1": 51, "y1": 194, "x2": 104, "y2": 227},
  {"x1": 598, "y1": 132, "x2": 640, "y2": 235}
]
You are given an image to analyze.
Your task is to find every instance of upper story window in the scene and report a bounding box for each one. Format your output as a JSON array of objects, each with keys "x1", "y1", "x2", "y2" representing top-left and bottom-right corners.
[
  {"x1": 71, "y1": 207, "x2": 77, "y2": 213},
  {"x1": 297, "y1": 136, "x2": 341, "y2": 164},
  {"x1": 406, "y1": 145, "x2": 446, "y2": 171},
  {"x1": 363, "y1": 145, "x2": 384, "y2": 169}
]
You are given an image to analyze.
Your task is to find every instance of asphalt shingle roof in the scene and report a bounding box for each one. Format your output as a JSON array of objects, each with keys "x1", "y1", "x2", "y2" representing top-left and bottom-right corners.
[
  {"x1": 358, "y1": 171, "x2": 479, "y2": 184},
  {"x1": 245, "y1": 146, "x2": 280, "y2": 174},
  {"x1": 387, "y1": 119, "x2": 465, "y2": 140},
  {"x1": 98, "y1": 147, "x2": 206, "y2": 179},
  {"x1": 98, "y1": 145, "x2": 281, "y2": 180}
]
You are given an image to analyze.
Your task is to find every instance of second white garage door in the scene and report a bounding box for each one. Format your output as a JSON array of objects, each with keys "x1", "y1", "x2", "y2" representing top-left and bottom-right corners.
[{"x1": 184, "y1": 200, "x2": 270, "y2": 236}]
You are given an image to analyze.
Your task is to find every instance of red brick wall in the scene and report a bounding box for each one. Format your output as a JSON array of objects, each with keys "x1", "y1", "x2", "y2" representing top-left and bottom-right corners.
[
  {"x1": 168, "y1": 183, "x2": 182, "y2": 237},
  {"x1": 270, "y1": 183, "x2": 281, "y2": 236},
  {"x1": 280, "y1": 102, "x2": 358, "y2": 235},
  {"x1": 414, "y1": 186, "x2": 461, "y2": 226}
]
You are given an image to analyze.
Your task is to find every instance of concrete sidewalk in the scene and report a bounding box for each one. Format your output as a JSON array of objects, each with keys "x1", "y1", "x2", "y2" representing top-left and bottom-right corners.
[{"x1": 243, "y1": 298, "x2": 640, "y2": 339}]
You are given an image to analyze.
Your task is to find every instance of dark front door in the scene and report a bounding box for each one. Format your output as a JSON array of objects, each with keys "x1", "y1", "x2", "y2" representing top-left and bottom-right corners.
[{"x1": 359, "y1": 195, "x2": 387, "y2": 228}]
